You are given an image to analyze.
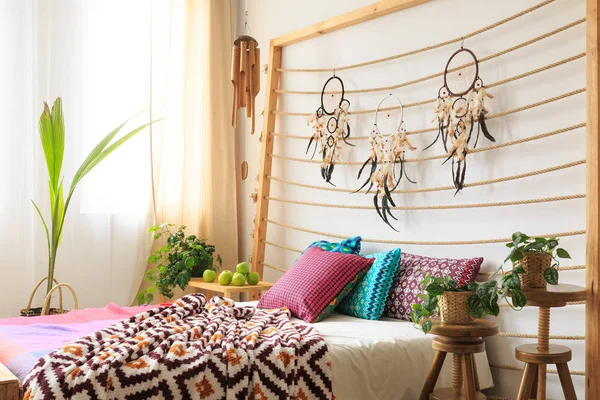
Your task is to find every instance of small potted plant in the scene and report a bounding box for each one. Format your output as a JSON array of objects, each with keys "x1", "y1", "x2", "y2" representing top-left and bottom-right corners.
[
  {"x1": 502, "y1": 232, "x2": 571, "y2": 288},
  {"x1": 411, "y1": 273, "x2": 526, "y2": 334},
  {"x1": 137, "y1": 224, "x2": 222, "y2": 304}
]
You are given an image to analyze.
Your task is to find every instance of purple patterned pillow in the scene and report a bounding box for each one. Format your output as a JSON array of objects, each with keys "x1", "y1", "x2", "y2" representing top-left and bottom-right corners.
[
  {"x1": 257, "y1": 246, "x2": 373, "y2": 323},
  {"x1": 384, "y1": 252, "x2": 482, "y2": 320}
]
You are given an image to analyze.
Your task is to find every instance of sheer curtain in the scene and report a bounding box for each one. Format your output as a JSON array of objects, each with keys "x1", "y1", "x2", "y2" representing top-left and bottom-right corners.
[{"x1": 0, "y1": 0, "x2": 237, "y2": 316}]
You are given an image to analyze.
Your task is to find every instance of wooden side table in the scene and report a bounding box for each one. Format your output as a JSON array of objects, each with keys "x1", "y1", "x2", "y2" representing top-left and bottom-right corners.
[
  {"x1": 420, "y1": 319, "x2": 499, "y2": 400},
  {"x1": 188, "y1": 278, "x2": 273, "y2": 300},
  {"x1": 514, "y1": 283, "x2": 586, "y2": 400}
]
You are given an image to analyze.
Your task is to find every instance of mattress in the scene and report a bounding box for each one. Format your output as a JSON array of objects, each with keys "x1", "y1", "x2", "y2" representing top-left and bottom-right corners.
[{"x1": 239, "y1": 301, "x2": 493, "y2": 400}]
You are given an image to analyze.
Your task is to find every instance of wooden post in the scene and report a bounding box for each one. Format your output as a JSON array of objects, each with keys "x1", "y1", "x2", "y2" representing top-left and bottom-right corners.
[
  {"x1": 587, "y1": 1, "x2": 600, "y2": 398},
  {"x1": 250, "y1": 43, "x2": 282, "y2": 300}
]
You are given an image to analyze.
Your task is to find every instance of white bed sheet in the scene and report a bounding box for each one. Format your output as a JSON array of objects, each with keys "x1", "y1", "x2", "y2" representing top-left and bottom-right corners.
[{"x1": 239, "y1": 301, "x2": 493, "y2": 400}]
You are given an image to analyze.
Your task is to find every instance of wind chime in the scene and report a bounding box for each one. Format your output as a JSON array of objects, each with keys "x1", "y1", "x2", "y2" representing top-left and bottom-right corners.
[
  {"x1": 231, "y1": 9, "x2": 260, "y2": 134},
  {"x1": 426, "y1": 46, "x2": 494, "y2": 193},
  {"x1": 355, "y1": 94, "x2": 416, "y2": 231},
  {"x1": 306, "y1": 74, "x2": 353, "y2": 185}
]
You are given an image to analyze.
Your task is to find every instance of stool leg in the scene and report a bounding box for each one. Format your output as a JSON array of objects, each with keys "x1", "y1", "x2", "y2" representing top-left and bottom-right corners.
[
  {"x1": 462, "y1": 354, "x2": 476, "y2": 400},
  {"x1": 556, "y1": 363, "x2": 577, "y2": 400},
  {"x1": 419, "y1": 351, "x2": 447, "y2": 400},
  {"x1": 516, "y1": 363, "x2": 538, "y2": 400},
  {"x1": 537, "y1": 363, "x2": 547, "y2": 400},
  {"x1": 528, "y1": 366, "x2": 538, "y2": 400},
  {"x1": 469, "y1": 354, "x2": 480, "y2": 391},
  {"x1": 452, "y1": 353, "x2": 463, "y2": 395}
]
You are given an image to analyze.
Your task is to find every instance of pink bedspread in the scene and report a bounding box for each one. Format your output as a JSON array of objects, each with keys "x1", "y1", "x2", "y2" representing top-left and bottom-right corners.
[{"x1": 0, "y1": 304, "x2": 154, "y2": 381}]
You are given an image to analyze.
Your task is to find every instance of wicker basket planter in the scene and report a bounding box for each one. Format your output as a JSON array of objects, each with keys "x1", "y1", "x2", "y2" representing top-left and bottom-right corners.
[
  {"x1": 438, "y1": 291, "x2": 474, "y2": 325},
  {"x1": 20, "y1": 277, "x2": 79, "y2": 317},
  {"x1": 519, "y1": 252, "x2": 552, "y2": 289}
]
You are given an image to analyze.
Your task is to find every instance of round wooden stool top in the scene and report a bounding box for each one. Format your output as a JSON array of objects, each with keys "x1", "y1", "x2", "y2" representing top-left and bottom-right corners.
[
  {"x1": 429, "y1": 318, "x2": 499, "y2": 338},
  {"x1": 516, "y1": 343, "x2": 572, "y2": 364},
  {"x1": 520, "y1": 283, "x2": 586, "y2": 307}
]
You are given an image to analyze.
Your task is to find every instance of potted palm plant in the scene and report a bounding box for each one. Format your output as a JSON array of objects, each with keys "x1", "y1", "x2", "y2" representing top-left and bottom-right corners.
[
  {"x1": 21, "y1": 98, "x2": 156, "y2": 316},
  {"x1": 411, "y1": 272, "x2": 526, "y2": 334},
  {"x1": 502, "y1": 232, "x2": 571, "y2": 288}
]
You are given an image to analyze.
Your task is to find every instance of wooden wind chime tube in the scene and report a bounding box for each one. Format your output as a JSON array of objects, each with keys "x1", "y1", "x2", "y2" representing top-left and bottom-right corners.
[{"x1": 231, "y1": 35, "x2": 260, "y2": 133}]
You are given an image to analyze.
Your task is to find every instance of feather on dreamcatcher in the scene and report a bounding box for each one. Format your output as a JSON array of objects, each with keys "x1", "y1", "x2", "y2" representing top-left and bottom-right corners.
[
  {"x1": 355, "y1": 94, "x2": 417, "y2": 231},
  {"x1": 306, "y1": 74, "x2": 353, "y2": 185},
  {"x1": 425, "y1": 47, "x2": 494, "y2": 193}
]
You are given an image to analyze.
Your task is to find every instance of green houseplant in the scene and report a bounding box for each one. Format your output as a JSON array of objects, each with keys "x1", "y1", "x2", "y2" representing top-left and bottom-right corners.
[
  {"x1": 137, "y1": 224, "x2": 222, "y2": 304},
  {"x1": 411, "y1": 273, "x2": 526, "y2": 334},
  {"x1": 29, "y1": 98, "x2": 155, "y2": 314},
  {"x1": 501, "y1": 232, "x2": 571, "y2": 287}
]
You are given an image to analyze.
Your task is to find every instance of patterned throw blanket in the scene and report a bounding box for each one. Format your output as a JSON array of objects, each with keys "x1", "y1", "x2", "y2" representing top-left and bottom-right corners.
[{"x1": 23, "y1": 294, "x2": 333, "y2": 400}]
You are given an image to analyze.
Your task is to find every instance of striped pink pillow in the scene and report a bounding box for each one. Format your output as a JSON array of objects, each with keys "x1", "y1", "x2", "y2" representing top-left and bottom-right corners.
[{"x1": 258, "y1": 246, "x2": 373, "y2": 322}]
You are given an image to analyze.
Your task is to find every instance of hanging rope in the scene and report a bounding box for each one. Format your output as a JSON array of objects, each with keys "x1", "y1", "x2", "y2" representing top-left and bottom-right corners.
[
  {"x1": 264, "y1": 218, "x2": 585, "y2": 246},
  {"x1": 479, "y1": 264, "x2": 586, "y2": 276},
  {"x1": 274, "y1": 87, "x2": 584, "y2": 118},
  {"x1": 268, "y1": 160, "x2": 585, "y2": 194},
  {"x1": 496, "y1": 332, "x2": 585, "y2": 340},
  {"x1": 271, "y1": 123, "x2": 585, "y2": 166},
  {"x1": 490, "y1": 363, "x2": 585, "y2": 376},
  {"x1": 258, "y1": 261, "x2": 287, "y2": 273},
  {"x1": 262, "y1": 240, "x2": 304, "y2": 254},
  {"x1": 276, "y1": 52, "x2": 585, "y2": 96},
  {"x1": 276, "y1": 0, "x2": 557, "y2": 73},
  {"x1": 266, "y1": 194, "x2": 584, "y2": 211}
]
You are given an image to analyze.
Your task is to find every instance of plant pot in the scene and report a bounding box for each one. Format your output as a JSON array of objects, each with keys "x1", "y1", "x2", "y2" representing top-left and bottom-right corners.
[
  {"x1": 519, "y1": 252, "x2": 551, "y2": 289},
  {"x1": 20, "y1": 277, "x2": 79, "y2": 317},
  {"x1": 438, "y1": 291, "x2": 474, "y2": 325}
]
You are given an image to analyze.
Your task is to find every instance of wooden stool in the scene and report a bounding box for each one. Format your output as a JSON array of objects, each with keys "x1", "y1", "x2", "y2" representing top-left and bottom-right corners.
[
  {"x1": 420, "y1": 319, "x2": 499, "y2": 400},
  {"x1": 514, "y1": 283, "x2": 586, "y2": 400}
]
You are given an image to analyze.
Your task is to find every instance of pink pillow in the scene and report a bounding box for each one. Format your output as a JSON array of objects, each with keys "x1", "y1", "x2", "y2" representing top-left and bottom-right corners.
[
  {"x1": 384, "y1": 252, "x2": 482, "y2": 320},
  {"x1": 258, "y1": 246, "x2": 373, "y2": 322}
]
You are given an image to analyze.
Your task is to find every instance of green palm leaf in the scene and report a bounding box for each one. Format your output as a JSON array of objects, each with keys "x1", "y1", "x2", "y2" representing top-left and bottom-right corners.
[{"x1": 31, "y1": 97, "x2": 157, "y2": 295}]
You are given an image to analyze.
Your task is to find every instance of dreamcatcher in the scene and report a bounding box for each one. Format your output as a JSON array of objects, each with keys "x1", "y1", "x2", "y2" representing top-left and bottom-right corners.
[
  {"x1": 306, "y1": 74, "x2": 353, "y2": 185},
  {"x1": 355, "y1": 94, "x2": 417, "y2": 231},
  {"x1": 426, "y1": 47, "x2": 495, "y2": 193}
]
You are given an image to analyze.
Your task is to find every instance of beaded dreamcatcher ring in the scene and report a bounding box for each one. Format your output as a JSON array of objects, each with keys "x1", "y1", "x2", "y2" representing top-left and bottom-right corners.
[
  {"x1": 307, "y1": 74, "x2": 353, "y2": 185},
  {"x1": 355, "y1": 94, "x2": 416, "y2": 231}
]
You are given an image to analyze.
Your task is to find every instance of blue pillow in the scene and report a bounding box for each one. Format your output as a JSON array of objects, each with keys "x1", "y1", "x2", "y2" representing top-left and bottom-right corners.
[
  {"x1": 337, "y1": 248, "x2": 401, "y2": 320},
  {"x1": 304, "y1": 236, "x2": 361, "y2": 254}
]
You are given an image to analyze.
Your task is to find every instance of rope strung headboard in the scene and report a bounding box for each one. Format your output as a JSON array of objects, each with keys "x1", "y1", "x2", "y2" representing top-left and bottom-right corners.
[{"x1": 248, "y1": 0, "x2": 598, "y2": 397}]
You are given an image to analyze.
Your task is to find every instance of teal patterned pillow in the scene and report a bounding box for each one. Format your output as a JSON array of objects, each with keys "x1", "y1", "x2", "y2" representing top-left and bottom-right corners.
[
  {"x1": 337, "y1": 248, "x2": 401, "y2": 320},
  {"x1": 305, "y1": 236, "x2": 361, "y2": 254}
]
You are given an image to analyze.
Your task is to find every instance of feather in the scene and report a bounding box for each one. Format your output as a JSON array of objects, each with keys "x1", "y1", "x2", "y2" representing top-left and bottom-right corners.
[
  {"x1": 342, "y1": 123, "x2": 355, "y2": 147},
  {"x1": 480, "y1": 112, "x2": 495, "y2": 142},
  {"x1": 384, "y1": 179, "x2": 396, "y2": 207},
  {"x1": 357, "y1": 158, "x2": 371, "y2": 180},
  {"x1": 473, "y1": 120, "x2": 481, "y2": 149},
  {"x1": 374, "y1": 195, "x2": 385, "y2": 222},
  {"x1": 365, "y1": 181, "x2": 374, "y2": 195},
  {"x1": 383, "y1": 196, "x2": 398, "y2": 222},
  {"x1": 423, "y1": 122, "x2": 442, "y2": 151},
  {"x1": 306, "y1": 136, "x2": 315, "y2": 155}
]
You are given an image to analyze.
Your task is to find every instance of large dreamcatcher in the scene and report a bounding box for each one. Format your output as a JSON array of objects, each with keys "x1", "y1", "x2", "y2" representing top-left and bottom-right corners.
[
  {"x1": 307, "y1": 74, "x2": 353, "y2": 185},
  {"x1": 426, "y1": 47, "x2": 495, "y2": 193},
  {"x1": 355, "y1": 94, "x2": 417, "y2": 231}
]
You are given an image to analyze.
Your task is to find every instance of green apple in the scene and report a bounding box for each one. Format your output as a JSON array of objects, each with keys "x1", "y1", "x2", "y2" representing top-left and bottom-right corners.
[
  {"x1": 246, "y1": 272, "x2": 260, "y2": 285},
  {"x1": 203, "y1": 269, "x2": 217, "y2": 283},
  {"x1": 232, "y1": 273, "x2": 246, "y2": 286},
  {"x1": 236, "y1": 261, "x2": 250, "y2": 275},
  {"x1": 218, "y1": 271, "x2": 233, "y2": 286}
]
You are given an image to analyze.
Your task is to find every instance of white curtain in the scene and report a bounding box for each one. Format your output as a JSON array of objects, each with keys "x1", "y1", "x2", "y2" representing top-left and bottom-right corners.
[
  {"x1": 0, "y1": 0, "x2": 238, "y2": 316},
  {"x1": 0, "y1": 0, "x2": 162, "y2": 317}
]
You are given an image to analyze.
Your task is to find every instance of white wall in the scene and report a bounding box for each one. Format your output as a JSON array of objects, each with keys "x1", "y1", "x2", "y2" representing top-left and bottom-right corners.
[{"x1": 234, "y1": 0, "x2": 586, "y2": 398}]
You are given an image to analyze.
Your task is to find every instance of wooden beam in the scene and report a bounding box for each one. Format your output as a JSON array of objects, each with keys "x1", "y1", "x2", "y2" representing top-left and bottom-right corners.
[
  {"x1": 272, "y1": 0, "x2": 430, "y2": 47},
  {"x1": 250, "y1": 44, "x2": 282, "y2": 300},
  {"x1": 587, "y1": 0, "x2": 600, "y2": 398},
  {"x1": 0, "y1": 362, "x2": 21, "y2": 400}
]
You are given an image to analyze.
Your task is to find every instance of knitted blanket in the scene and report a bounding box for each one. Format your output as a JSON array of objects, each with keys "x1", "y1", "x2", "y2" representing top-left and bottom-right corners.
[{"x1": 23, "y1": 294, "x2": 333, "y2": 400}]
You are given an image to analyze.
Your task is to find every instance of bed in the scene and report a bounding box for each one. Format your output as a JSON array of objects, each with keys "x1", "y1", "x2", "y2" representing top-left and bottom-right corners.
[{"x1": 0, "y1": 301, "x2": 492, "y2": 400}]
